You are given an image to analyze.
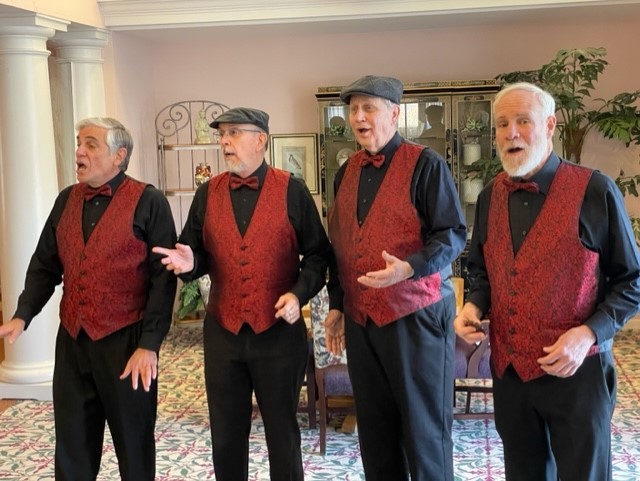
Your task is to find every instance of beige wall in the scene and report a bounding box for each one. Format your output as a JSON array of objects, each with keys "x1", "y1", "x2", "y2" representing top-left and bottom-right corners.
[{"x1": 103, "y1": 14, "x2": 640, "y2": 213}]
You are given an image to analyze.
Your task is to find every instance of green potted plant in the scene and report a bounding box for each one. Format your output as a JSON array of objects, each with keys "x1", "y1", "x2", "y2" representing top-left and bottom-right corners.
[
  {"x1": 495, "y1": 47, "x2": 640, "y2": 164},
  {"x1": 176, "y1": 279, "x2": 204, "y2": 320}
]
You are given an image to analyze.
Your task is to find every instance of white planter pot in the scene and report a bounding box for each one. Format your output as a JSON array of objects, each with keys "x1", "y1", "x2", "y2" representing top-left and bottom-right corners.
[
  {"x1": 462, "y1": 178, "x2": 484, "y2": 204},
  {"x1": 462, "y1": 143, "x2": 482, "y2": 165}
]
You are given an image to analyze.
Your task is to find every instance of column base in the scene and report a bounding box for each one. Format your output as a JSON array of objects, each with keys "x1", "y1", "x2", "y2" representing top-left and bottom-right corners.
[{"x1": 0, "y1": 381, "x2": 52, "y2": 401}]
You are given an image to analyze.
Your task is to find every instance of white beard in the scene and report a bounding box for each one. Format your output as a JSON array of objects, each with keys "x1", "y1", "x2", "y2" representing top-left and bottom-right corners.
[{"x1": 501, "y1": 141, "x2": 550, "y2": 178}]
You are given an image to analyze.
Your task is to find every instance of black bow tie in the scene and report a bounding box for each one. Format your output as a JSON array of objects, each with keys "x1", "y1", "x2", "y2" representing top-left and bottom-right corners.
[
  {"x1": 230, "y1": 176, "x2": 259, "y2": 190},
  {"x1": 360, "y1": 154, "x2": 385, "y2": 168},
  {"x1": 502, "y1": 176, "x2": 539, "y2": 194},
  {"x1": 84, "y1": 184, "x2": 112, "y2": 201}
]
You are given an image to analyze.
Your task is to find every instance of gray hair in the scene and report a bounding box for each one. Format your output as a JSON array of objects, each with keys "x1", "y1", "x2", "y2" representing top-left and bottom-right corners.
[
  {"x1": 75, "y1": 117, "x2": 134, "y2": 172},
  {"x1": 494, "y1": 82, "x2": 556, "y2": 118}
]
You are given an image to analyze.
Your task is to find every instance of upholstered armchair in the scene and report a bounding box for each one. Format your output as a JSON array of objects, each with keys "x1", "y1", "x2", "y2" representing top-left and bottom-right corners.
[{"x1": 309, "y1": 286, "x2": 355, "y2": 455}]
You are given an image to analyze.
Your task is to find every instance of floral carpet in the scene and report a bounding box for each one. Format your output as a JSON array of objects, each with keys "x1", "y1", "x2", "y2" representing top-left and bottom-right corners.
[{"x1": 0, "y1": 326, "x2": 639, "y2": 480}]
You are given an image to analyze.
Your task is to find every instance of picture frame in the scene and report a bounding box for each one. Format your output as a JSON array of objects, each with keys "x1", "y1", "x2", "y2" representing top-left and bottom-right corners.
[{"x1": 269, "y1": 133, "x2": 319, "y2": 194}]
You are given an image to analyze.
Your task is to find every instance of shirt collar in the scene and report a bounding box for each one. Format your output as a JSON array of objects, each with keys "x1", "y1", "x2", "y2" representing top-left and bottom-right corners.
[
  {"x1": 528, "y1": 152, "x2": 560, "y2": 195},
  {"x1": 365, "y1": 132, "x2": 402, "y2": 165}
]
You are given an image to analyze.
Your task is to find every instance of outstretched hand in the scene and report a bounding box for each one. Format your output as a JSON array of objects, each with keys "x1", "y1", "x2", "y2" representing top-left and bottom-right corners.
[
  {"x1": 357, "y1": 250, "x2": 413, "y2": 289},
  {"x1": 152, "y1": 243, "x2": 194, "y2": 275}
]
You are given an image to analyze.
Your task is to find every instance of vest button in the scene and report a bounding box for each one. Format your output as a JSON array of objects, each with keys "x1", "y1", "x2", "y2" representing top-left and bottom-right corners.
[
  {"x1": 509, "y1": 327, "x2": 516, "y2": 335},
  {"x1": 239, "y1": 259, "x2": 249, "y2": 266},
  {"x1": 510, "y1": 268, "x2": 517, "y2": 276},
  {"x1": 508, "y1": 308, "x2": 516, "y2": 316},
  {"x1": 240, "y1": 245, "x2": 248, "y2": 251},
  {"x1": 509, "y1": 290, "x2": 516, "y2": 296},
  {"x1": 507, "y1": 346, "x2": 515, "y2": 355}
]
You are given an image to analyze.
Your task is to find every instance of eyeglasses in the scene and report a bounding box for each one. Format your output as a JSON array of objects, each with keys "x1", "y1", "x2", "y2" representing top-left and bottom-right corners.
[{"x1": 216, "y1": 128, "x2": 262, "y2": 139}]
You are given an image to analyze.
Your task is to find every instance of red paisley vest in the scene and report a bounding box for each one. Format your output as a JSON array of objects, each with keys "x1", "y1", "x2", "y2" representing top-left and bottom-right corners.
[
  {"x1": 57, "y1": 177, "x2": 149, "y2": 340},
  {"x1": 202, "y1": 168, "x2": 299, "y2": 334},
  {"x1": 486, "y1": 163, "x2": 599, "y2": 381},
  {"x1": 329, "y1": 143, "x2": 442, "y2": 326}
]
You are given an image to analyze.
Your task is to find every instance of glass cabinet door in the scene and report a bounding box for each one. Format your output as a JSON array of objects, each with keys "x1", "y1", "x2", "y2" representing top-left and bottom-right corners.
[
  {"x1": 453, "y1": 94, "x2": 495, "y2": 244},
  {"x1": 319, "y1": 101, "x2": 357, "y2": 216},
  {"x1": 401, "y1": 96, "x2": 451, "y2": 165}
]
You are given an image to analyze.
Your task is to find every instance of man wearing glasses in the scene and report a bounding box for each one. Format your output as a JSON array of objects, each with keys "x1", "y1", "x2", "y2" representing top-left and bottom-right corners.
[{"x1": 154, "y1": 107, "x2": 330, "y2": 481}]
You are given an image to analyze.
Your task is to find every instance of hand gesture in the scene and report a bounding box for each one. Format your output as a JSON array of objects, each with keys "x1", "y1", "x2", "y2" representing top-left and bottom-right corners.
[
  {"x1": 0, "y1": 318, "x2": 25, "y2": 344},
  {"x1": 323, "y1": 309, "x2": 345, "y2": 356},
  {"x1": 274, "y1": 292, "x2": 301, "y2": 324},
  {"x1": 537, "y1": 325, "x2": 597, "y2": 378},
  {"x1": 119, "y1": 347, "x2": 158, "y2": 392},
  {"x1": 357, "y1": 250, "x2": 413, "y2": 288},
  {"x1": 152, "y1": 243, "x2": 194, "y2": 274},
  {"x1": 453, "y1": 302, "x2": 487, "y2": 344}
]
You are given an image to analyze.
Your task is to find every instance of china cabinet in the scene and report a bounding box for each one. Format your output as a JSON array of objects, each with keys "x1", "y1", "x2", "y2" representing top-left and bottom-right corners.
[
  {"x1": 156, "y1": 100, "x2": 229, "y2": 230},
  {"x1": 315, "y1": 80, "x2": 500, "y2": 280}
]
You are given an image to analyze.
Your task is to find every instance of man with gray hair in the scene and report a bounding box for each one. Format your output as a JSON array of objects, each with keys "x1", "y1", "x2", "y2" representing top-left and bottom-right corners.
[
  {"x1": 0, "y1": 117, "x2": 177, "y2": 480},
  {"x1": 325, "y1": 75, "x2": 466, "y2": 480},
  {"x1": 455, "y1": 82, "x2": 640, "y2": 481}
]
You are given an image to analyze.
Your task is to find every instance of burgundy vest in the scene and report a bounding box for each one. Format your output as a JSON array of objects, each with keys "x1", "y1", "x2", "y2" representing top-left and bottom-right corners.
[
  {"x1": 485, "y1": 163, "x2": 599, "y2": 381},
  {"x1": 57, "y1": 177, "x2": 149, "y2": 340},
  {"x1": 329, "y1": 143, "x2": 442, "y2": 326},
  {"x1": 202, "y1": 168, "x2": 299, "y2": 334}
]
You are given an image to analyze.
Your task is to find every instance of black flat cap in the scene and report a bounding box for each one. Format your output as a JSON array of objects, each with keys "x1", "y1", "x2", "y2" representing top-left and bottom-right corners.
[
  {"x1": 340, "y1": 75, "x2": 403, "y2": 105},
  {"x1": 209, "y1": 107, "x2": 269, "y2": 134}
]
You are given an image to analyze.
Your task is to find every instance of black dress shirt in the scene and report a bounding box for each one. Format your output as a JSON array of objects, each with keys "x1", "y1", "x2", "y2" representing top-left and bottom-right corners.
[
  {"x1": 328, "y1": 132, "x2": 467, "y2": 310},
  {"x1": 466, "y1": 153, "x2": 640, "y2": 344},
  {"x1": 179, "y1": 161, "x2": 331, "y2": 307},
  {"x1": 13, "y1": 171, "x2": 178, "y2": 352}
]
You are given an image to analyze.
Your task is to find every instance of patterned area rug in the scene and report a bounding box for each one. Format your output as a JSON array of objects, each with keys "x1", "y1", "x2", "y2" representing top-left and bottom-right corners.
[{"x1": 0, "y1": 326, "x2": 639, "y2": 480}]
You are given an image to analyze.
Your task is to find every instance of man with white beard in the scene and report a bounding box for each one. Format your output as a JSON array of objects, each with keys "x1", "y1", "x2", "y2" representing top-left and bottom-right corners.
[{"x1": 454, "y1": 82, "x2": 640, "y2": 481}]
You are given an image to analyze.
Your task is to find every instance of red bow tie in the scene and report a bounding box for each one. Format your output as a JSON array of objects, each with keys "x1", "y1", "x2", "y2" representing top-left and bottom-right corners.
[
  {"x1": 230, "y1": 175, "x2": 259, "y2": 190},
  {"x1": 360, "y1": 154, "x2": 385, "y2": 168},
  {"x1": 502, "y1": 176, "x2": 539, "y2": 194},
  {"x1": 84, "y1": 184, "x2": 112, "y2": 201}
]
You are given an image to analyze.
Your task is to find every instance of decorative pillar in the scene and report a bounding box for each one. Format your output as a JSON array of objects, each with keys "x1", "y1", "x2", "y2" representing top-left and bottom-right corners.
[
  {"x1": 0, "y1": 15, "x2": 69, "y2": 400},
  {"x1": 49, "y1": 26, "x2": 109, "y2": 187}
]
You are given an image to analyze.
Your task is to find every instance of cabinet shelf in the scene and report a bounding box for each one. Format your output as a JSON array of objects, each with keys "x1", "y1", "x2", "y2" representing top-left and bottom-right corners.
[{"x1": 165, "y1": 189, "x2": 197, "y2": 197}]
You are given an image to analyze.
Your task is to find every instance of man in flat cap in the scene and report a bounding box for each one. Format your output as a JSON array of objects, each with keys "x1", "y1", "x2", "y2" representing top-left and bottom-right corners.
[
  {"x1": 154, "y1": 107, "x2": 330, "y2": 481},
  {"x1": 324, "y1": 75, "x2": 466, "y2": 480}
]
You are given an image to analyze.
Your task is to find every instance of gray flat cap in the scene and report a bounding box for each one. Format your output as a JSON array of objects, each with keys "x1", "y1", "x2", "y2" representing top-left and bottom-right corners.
[
  {"x1": 210, "y1": 107, "x2": 269, "y2": 134},
  {"x1": 340, "y1": 75, "x2": 403, "y2": 105}
]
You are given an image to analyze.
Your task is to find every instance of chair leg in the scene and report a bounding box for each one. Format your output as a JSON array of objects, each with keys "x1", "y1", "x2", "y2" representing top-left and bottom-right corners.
[{"x1": 307, "y1": 366, "x2": 317, "y2": 429}]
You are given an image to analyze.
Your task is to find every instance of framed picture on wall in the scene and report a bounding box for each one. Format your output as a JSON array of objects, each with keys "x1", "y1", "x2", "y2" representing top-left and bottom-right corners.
[{"x1": 269, "y1": 133, "x2": 319, "y2": 194}]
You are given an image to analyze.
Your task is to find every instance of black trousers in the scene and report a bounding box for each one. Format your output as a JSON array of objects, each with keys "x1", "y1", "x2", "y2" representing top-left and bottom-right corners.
[
  {"x1": 203, "y1": 316, "x2": 308, "y2": 481},
  {"x1": 493, "y1": 352, "x2": 617, "y2": 481},
  {"x1": 52, "y1": 324, "x2": 157, "y2": 481},
  {"x1": 345, "y1": 295, "x2": 456, "y2": 481}
]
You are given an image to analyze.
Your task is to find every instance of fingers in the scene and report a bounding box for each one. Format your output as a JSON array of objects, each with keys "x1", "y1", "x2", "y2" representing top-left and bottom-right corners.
[{"x1": 274, "y1": 294, "x2": 300, "y2": 323}]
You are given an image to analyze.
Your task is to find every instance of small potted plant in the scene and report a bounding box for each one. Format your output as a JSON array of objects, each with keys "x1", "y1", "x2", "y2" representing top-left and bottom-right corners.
[{"x1": 461, "y1": 113, "x2": 489, "y2": 165}]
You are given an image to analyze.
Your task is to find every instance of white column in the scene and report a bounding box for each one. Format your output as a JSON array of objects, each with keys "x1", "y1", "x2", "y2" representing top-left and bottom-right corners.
[
  {"x1": 0, "y1": 15, "x2": 69, "y2": 400},
  {"x1": 49, "y1": 27, "x2": 109, "y2": 187}
]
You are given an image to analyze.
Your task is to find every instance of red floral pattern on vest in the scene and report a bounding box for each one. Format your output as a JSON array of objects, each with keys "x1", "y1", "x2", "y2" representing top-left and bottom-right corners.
[
  {"x1": 203, "y1": 168, "x2": 299, "y2": 334},
  {"x1": 486, "y1": 163, "x2": 599, "y2": 381},
  {"x1": 329, "y1": 143, "x2": 442, "y2": 326},
  {"x1": 57, "y1": 177, "x2": 149, "y2": 340}
]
